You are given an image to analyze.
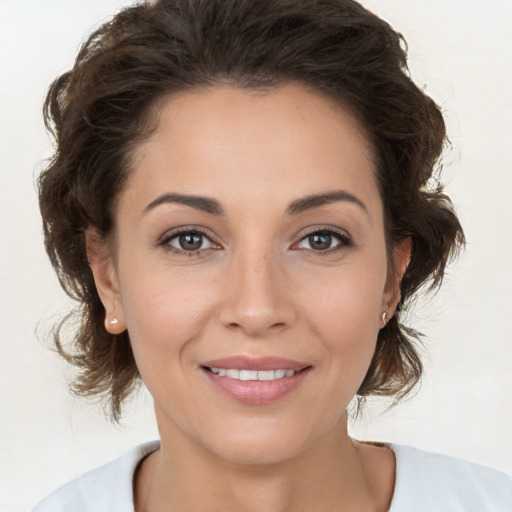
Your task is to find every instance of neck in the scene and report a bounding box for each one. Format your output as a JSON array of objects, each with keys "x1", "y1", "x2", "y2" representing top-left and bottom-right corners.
[{"x1": 135, "y1": 413, "x2": 394, "y2": 512}]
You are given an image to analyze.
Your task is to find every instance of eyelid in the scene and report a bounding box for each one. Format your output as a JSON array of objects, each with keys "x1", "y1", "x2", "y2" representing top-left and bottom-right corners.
[
  {"x1": 292, "y1": 226, "x2": 352, "y2": 252},
  {"x1": 158, "y1": 226, "x2": 221, "y2": 254},
  {"x1": 157, "y1": 225, "x2": 352, "y2": 255}
]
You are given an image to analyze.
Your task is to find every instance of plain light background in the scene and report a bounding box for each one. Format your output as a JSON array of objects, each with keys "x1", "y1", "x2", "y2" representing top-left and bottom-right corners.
[{"x1": 0, "y1": 1, "x2": 511, "y2": 510}]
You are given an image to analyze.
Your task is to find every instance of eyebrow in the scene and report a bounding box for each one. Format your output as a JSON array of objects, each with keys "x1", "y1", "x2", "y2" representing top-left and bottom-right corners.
[
  {"x1": 143, "y1": 193, "x2": 226, "y2": 216},
  {"x1": 143, "y1": 190, "x2": 367, "y2": 216},
  {"x1": 285, "y1": 190, "x2": 368, "y2": 216}
]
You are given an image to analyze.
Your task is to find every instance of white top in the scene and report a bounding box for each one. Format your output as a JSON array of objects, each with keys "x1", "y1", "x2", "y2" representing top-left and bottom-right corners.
[{"x1": 32, "y1": 441, "x2": 512, "y2": 512}]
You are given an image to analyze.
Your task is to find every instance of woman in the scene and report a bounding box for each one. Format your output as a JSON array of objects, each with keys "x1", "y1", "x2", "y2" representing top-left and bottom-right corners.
[{"x1": 32, "y1": 0, "x2": 511, "y2": 510}]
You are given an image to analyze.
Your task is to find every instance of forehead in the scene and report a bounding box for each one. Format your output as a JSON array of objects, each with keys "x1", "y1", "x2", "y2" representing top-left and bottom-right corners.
[{"x1": 125, "y1": 82, "x2": 380, "y2": 216}]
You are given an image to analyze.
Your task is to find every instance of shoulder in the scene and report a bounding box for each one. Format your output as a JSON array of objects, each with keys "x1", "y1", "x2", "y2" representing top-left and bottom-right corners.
[
  {"x1": 388, "y1": 443, "x2": 512, "y2": 512},
  {"x1": 31, "y1": 441, "x2": 160, "y2": 512}
]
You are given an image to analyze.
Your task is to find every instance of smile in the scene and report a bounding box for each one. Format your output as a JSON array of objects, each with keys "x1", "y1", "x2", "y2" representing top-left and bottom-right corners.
[
  {"x1": 200, "y1": 357, "x2": 312, "y2": 405},
  {"x1": 206, "y1": 368, "x2": 296, "y2": 380}
]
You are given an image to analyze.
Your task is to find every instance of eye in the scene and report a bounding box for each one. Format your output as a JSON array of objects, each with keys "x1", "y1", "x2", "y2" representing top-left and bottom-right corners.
[
  {"x1": 161, "y1": 228, "x2": 218, "y2": 254},
  {"x1": 295, "y1": 228, "x2": 351, "y2": 252}
]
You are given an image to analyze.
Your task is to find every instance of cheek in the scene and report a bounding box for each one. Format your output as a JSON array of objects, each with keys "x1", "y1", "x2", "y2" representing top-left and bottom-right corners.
[
  {"x1": 298, "y1": 257, "x2": 386, "y2": 377},
  {"x1": 300, "y1": 255, "x2": 386, "y2": 333},
  {"x1": 117, "y1": 259, "x2": 219, "y2": 378}
]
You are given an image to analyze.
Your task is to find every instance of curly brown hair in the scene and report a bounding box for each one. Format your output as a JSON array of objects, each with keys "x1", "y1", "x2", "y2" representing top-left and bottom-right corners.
[{"x1": 39, "y1": 0, "x2": 464, "y2": 421}]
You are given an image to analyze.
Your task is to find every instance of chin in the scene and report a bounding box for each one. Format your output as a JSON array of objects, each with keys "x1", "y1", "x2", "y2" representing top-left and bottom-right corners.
[
  {"x1": 209, "y1": 435, "x2": 310, "y2": 466},
  {"x1": 195, "y1": 415, "x2": 331, "y2": 467}
]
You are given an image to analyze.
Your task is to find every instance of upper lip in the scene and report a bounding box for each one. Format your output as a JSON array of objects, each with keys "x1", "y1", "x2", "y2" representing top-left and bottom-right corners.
[{"x1": 200, "y1": 356, "x2": 311, "y2": 372}]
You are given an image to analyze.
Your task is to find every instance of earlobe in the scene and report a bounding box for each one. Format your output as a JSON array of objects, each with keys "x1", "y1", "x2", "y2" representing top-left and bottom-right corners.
[{"x1": 85, "y1": 228, "x2": 126, "y2": 334}]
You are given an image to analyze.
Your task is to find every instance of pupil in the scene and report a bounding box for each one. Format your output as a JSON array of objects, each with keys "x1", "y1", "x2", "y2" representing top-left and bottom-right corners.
[
  {"x1": 180, "y1": 233, "x2": 202, "y2": 250},
  {"x1": 310, "y1": 233, "x2": 331, "y2": 250}
]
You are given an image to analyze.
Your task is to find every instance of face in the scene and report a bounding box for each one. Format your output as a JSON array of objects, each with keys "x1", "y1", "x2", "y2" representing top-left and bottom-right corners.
[{"x1": 91, "y1": 83, "x2": 405, "y2": 464}]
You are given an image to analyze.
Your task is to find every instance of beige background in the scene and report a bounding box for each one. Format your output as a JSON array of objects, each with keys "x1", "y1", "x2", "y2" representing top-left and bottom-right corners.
[{"x1": 0, "y1": 1, "x2": 511, "y2": 510}]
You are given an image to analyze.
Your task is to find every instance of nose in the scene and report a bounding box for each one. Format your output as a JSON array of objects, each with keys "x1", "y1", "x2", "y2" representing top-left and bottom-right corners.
[{"x1": 219, "y1": 247, "x2": 296, "y2": 337}]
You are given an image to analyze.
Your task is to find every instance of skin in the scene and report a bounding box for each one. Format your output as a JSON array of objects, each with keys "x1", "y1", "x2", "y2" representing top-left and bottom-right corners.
[{"x1": 88, "y1": 82, "x2": 410, "y2": 512}]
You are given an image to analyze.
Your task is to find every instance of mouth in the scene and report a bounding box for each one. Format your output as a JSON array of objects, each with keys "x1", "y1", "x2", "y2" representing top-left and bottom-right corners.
[
  {"x1": 203, "y1": 367, "x2": 303, "y2": 381},
  {"x1": 200, "y1": 356, "x2": 312, "y2": 405}
]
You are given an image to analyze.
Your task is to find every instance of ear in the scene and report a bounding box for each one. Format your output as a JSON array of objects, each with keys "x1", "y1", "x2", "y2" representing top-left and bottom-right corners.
[
  {"x1": 381, "y1": 237, "x2": 412, "y2": 325},
  {"x1": 85, "y1": 228, "x2": 126, "y2": 334}
]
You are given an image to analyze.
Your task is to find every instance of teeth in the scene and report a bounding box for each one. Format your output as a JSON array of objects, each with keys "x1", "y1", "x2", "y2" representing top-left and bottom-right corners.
[
  {"x1": 258, "y1": 370, "x2": 275, "y2": 381},
  {"x1": 208, "y1": 367, "x2": 297, "y2": 381},
  {"x1": 226, "y1": 369, "x2": 239, "y2": 379},
  {"x1": 240, "y1": 370, "x2": 258, "y2": 381}
]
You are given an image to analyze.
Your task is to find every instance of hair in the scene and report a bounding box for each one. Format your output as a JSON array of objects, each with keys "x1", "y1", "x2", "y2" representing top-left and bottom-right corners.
[{"x1": 39, "y1": 0, "x2": 464, "y2": 421}]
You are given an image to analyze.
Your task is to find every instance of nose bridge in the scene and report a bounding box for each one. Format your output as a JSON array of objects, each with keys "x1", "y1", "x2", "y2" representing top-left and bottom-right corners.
[{"x1": 219, "y1": 237, "x2": 294, "y2": 336}]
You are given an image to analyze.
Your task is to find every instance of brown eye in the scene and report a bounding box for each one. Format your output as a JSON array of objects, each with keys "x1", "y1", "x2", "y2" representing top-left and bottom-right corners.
[
  {"x1": 308, "y1": 233, "x2": 333, "y2": 250},
  {"x1": 178, "y1": 233, "x2": 203, "y2": 251},
  {"x1": 296, "y1": 229, "x2": 351, "y2": 252},
  {"x1": 164, "y1": 230, "x2": 215, "y2": 252}
]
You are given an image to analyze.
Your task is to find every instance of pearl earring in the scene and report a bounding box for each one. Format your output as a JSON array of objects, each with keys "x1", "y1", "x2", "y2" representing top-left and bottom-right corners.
[
  {"x1": 109, "y1": 317, "x2": 119, "y2": 326},
  {"x1": 381, "y1": 311, "x2": 388, "y2": 326}
]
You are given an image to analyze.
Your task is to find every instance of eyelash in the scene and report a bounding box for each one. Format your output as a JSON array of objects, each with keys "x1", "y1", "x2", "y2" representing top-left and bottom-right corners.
[
  {"x1": 158, "y1": 226, "x2": 352, "y2": 257},
  {"x1": 159, "y1": 227, "x2": 216, "y2": 257},
  {"x1": 295, "y1": 227, "x2": 353, "y2": 254}
]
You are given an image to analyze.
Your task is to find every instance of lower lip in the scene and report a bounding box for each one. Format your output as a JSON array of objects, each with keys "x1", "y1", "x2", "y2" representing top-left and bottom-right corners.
[{"x1": 202, "y1": 368, "x2": 311, "y2": 405}]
